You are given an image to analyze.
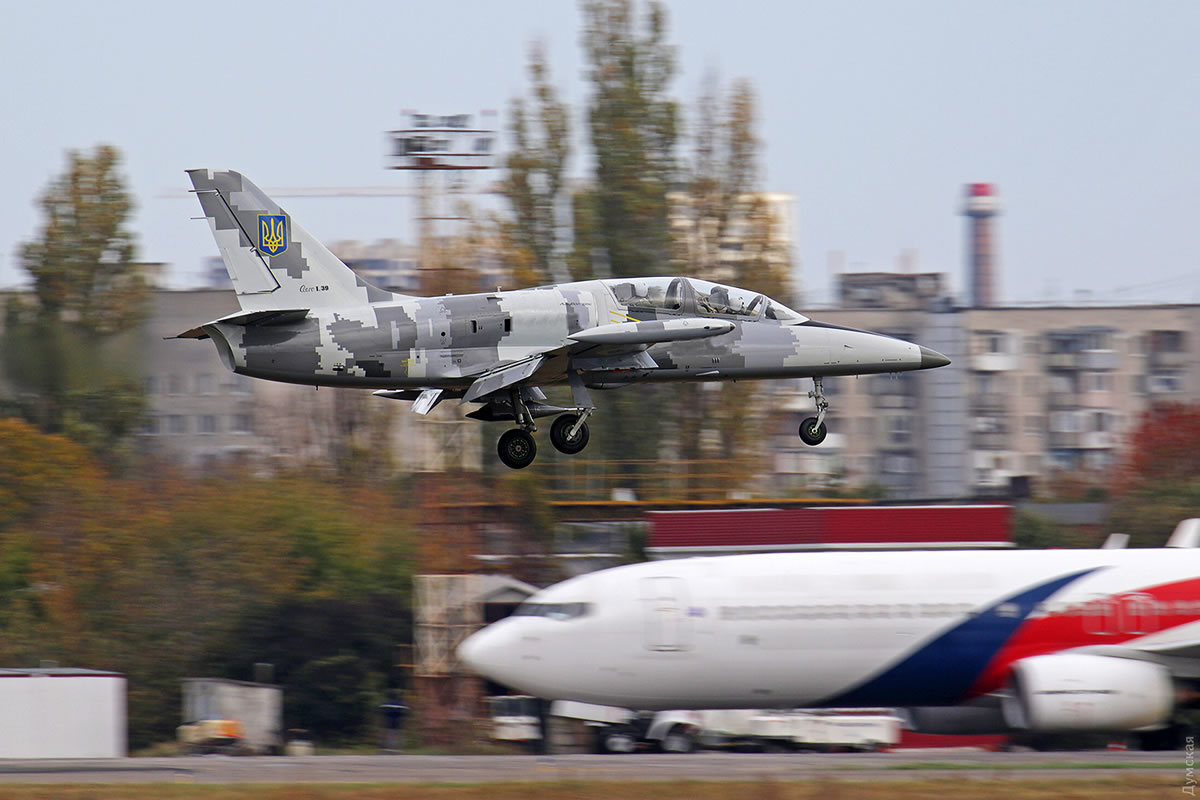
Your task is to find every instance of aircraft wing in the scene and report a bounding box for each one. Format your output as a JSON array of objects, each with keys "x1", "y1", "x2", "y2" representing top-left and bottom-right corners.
[
  {"x1": 462, "y1": 354, "x2": 550, "y2": 403},
  {"x1": 172, "y1": 308, "x2": 310, "y2": 340}
]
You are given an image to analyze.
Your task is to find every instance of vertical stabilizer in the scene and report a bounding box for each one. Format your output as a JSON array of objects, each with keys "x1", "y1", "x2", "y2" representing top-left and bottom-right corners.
[{"x1": 186, "y1": 169, "x2": 395, "y2": 311}]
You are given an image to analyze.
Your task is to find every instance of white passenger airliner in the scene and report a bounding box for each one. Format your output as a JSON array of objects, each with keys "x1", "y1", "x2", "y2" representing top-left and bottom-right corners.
[{"x1": 458, "y1": 522, "x2": 1200, "y2": 740}]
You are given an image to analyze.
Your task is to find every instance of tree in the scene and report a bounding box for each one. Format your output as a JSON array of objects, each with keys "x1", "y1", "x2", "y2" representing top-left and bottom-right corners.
[
  {"x1": 1109, "y1": 403, "x2": 1200, "y2": 546},
  {"x1": 5, "y1": 146, "x2": 148, "y2": 460},
  {"x1": 19, "y1": 145, "x2": 145, "y2": 334},
  {"x1": 502, "y1": 42, "x2": 571, "y2": 287},
  {"x1": 574, "y1": 0, "x2": 678, "y2": 280}
]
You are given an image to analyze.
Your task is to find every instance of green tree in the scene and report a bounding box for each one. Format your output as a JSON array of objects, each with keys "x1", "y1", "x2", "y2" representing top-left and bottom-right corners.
[
  {"x1": 20, "y1": 145, "x2": 144, "y2": 333},
  {"x1": 502, "y1": 42, "x2": 571, "y2": 287},
  {"x1": 572, "y1": 0, "x2": 678, "y2": 280},
  {"x1": 5, "y1": 145, "x2": 148, "y2": 461}
]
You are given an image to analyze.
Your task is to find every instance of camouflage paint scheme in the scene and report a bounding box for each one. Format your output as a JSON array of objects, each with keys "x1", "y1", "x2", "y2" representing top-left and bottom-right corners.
[{"x1": 180, "y1": 170, "x2": 949, "y2": 462}]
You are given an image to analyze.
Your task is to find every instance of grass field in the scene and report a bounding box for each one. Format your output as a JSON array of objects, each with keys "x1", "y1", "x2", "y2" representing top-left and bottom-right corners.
[{"x1": 0, "y1": 777, "x2": 1177, "y2": 800}]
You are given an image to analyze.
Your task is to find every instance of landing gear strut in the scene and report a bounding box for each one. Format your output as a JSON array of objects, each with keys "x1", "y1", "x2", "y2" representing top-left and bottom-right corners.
[
  {"x1": 799, "y1": 376, "x2": 829, "y2": 446},
  {"x1": 497, "y1": 387, "x2": 539, "y2": 469}
]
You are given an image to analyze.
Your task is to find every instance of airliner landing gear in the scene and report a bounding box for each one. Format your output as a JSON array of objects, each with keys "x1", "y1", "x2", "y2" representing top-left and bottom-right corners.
[
  {"x1": 550, "y1": 411, "x2": 591, "y2": 455},
  {"x1": 498, "y1": 386, "x2": 539, "y2": 469},
  {"x1": 799, "y1": 376, "x2": 829, "y2": 446}
]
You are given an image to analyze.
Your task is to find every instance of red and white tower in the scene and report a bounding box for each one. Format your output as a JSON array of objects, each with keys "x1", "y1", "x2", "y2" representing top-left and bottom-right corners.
[{"x1": 961, "y1": 183, "x2": 1002, "y2": 307}]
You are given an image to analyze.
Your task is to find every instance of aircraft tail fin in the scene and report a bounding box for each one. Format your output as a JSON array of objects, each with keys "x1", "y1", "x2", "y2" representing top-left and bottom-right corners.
[{"x1": 186, "y1": 169, "x2": 395, "y2": 311}]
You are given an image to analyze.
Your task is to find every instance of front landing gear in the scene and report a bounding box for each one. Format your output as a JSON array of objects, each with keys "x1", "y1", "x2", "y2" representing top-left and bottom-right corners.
[
  {"x1": 498, "y1": 429, "x2": 537, "y2": 469},
  {"x1": 799, "y1": 376, "x2": 830, "y2": 446}
]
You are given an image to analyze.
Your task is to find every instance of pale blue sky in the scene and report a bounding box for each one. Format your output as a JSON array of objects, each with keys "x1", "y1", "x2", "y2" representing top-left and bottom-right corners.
[{"x1": 2, "y1": 0, "x2": 1198, "y2": 305}]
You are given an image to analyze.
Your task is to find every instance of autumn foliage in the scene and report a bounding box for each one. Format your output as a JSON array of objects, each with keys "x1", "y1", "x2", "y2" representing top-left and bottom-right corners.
[
  {"x1": 1109, "y1": 402, "x2": 1200, "y2": 546},
  {"x1": 0, "y1": 419, "x2": 417, "y2": 749}
]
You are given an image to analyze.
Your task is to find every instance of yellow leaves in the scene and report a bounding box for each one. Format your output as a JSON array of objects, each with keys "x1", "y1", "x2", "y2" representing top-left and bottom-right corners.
[{"x1": 0, "y1": 417, "x2": 101, "y2": 529}]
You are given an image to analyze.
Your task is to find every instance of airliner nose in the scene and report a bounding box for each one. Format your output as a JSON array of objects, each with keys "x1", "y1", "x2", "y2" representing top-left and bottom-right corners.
[
  {"x1": 919, "y1": 346, "x2": 951, "y2": 369},
  {"x1": 457, "y1": 628, "x2": 492, "y2": 676}
]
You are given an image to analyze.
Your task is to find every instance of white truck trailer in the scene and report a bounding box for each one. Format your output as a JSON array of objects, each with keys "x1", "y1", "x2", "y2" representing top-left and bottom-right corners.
[{"x1": 0, "y1": 668, "x2": 125, "y2": 758}]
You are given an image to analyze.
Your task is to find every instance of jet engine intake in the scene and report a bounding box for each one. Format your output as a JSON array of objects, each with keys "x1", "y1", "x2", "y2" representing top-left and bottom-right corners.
[{"x1": 1001, "y1": 654, "x2": 1174, "y2": 732}]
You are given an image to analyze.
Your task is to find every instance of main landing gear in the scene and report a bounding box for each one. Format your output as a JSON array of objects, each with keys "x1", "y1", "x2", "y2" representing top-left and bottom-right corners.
[
  {"x1": 496, "y1": 385, "x2": 594, "y2": 469},
  {"x1": 799, "y1": 376, "x2": 829, "y2": 446}
]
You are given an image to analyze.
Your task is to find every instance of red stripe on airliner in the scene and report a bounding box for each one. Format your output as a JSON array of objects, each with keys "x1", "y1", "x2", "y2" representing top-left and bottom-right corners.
[{"x1": 967, "y1": 575, "x2": 1200, "y2": 696}]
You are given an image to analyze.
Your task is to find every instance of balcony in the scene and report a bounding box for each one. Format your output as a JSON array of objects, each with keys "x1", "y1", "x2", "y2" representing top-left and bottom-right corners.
[
  {"x1": 1048, "y1": 431, "x2": 1082, "y2": 448},
  {"x1": 1079, "y1": 351, "x2": 1119, "y2": 370},
  {"x1": 1150, "y1": 351, "x2": 1189, "y2": 369},
  {"x1": 1045, "y1": 353, "x2": 1080, "y2": 370},
  {"x1": 971, "y1": 353, "x2": 1020, "y2": 372}
]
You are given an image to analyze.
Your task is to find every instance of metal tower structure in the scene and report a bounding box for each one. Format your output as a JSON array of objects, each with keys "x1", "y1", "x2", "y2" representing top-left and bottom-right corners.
[
  {"x1": 962, "y1": 183, "x2": 1002, "y2": 308},
  {"x1": 387, "y1": 111, "x2": 496, "y2": 296}
]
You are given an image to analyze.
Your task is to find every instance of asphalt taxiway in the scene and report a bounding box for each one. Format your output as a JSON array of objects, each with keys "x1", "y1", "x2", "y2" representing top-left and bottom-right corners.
[{"x1": 0, "y1": 750, "x2": 1182, "y2": 784}]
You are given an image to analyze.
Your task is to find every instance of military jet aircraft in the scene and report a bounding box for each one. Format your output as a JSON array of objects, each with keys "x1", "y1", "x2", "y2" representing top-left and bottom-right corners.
[{"x1": 179, "y1": 169, "x2": 951, "y2": 469}]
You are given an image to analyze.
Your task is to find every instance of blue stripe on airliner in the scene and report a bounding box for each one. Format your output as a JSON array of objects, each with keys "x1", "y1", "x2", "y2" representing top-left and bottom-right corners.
[{"x1": 822, "y1": 567, "x2": 1101, "y2": 708}]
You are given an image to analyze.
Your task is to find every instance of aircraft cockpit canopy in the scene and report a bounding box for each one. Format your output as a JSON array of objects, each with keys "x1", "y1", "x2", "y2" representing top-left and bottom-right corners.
[{"x1": 605, "y1": 277, "x2": 806, "y2": 324}]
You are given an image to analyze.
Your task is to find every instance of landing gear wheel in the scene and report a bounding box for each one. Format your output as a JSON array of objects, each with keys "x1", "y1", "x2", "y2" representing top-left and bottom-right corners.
[
  {"x1": 497, "y1": 429, "x2": 537, "y2": 469},
  {"x1": 799, "y1": 417, "x2": 828, "y2": 446},
  {"x1": 600, "y1": 728, "x2": 638, "y2": 754},
  {"x1": 659, "y1": 726, "x2": 695, "y2": 754},
  {"x1": 550, "y1": 414, "x2": 590, "y2": 455}
]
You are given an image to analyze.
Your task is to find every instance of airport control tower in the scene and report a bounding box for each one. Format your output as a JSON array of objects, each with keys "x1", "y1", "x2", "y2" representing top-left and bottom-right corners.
[{"x1": 961, "y1": 183, "x2": 1002, "y2": 307}]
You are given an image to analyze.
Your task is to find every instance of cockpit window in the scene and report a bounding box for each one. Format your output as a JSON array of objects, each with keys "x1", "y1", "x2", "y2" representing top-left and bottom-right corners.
[
  {"x1": 511, "y1": 601, "x2": 592, "y2": 620},
  {"x1": 604, "y1": 277, "x2": 806, "y2": 324}
]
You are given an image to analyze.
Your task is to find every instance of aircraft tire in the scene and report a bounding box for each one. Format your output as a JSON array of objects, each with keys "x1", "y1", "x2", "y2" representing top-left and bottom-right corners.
[
  {"x1": 659, "y1": 725, "x2": 695, "y2": 754},
  {"x1": 799, "y1": 417, "x2": 828, "y2": 446},
  {"x1": 550, "y1": 414, "x2": 590, "y2": 455},
  {"x1": 498, "y1": 429, "x2": 537, "y2": 469}
]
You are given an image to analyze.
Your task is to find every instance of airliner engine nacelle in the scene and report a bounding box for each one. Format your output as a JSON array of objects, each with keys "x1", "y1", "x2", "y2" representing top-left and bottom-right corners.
[{"x1": 1002, "y1": 654, "x2": 1174, "y2": 732}]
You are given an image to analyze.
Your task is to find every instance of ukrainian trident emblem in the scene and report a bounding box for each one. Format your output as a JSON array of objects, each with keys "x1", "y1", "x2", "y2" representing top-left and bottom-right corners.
[{"x1": 259, "y1": 215, "x2": 288, "y2": 257}]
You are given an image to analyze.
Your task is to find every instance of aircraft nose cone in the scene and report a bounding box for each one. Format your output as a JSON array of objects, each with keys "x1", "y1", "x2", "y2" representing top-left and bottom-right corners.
[
  {"x1": 919, "y1": 346, "x2": 951, "y2": 369},
  {"x1": 457, "y1": 629, "x2": 492, "y2": 676}
]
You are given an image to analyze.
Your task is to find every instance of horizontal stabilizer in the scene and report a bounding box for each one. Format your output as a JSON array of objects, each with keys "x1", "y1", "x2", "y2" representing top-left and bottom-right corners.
[
  {"x1": 463, "y1": 355, "x2": 546, "y2": 403},
  {"x1": 568, "y1": 318, "x2": 734, "y2": 346},
  {"x1": 172, "y1": 308, "x2": 309, "y2": 339}
]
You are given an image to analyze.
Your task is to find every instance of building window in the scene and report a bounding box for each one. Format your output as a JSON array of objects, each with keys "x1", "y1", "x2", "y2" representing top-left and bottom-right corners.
[
  {"x1": 142, "y1": 416, "x2": 160, "y2": 435},
  {"x1": 1149, "y1": 372, "x2": 1184, "y2": 393},
  {"x1": 229, "y1": 375, "x2": 253, "y2": 395},
  {"x1": 889, "y1": 415, "x2": 912, "y2": 445},
  {"x1": 144, "y1": 376, "x2": 160, "y2": 394},
  {"x1": 167, "y1": 415, "x2": 186, "y2": 434},
  {"x1": 1084, "y1": 372, "x2": 1112, "y2": 392},
  {"x1": 231, "y1": 414, "x2": 253, "y2": 433},
  {"x1": 167, "y1": 375, "x2": 185, "y2": 395},
  {"x1": 195, "y1": 373, "x2": 216, "y2": 395},
  {"x1": 1150, "y1": 330, "x2": 1185, "y2": 353},
  {"x1": 199, "y1": 415, "x2": 218, "y2": 434},
  {"x1": 975, "y1": 331, "x2": 1007, "y2": 355}
]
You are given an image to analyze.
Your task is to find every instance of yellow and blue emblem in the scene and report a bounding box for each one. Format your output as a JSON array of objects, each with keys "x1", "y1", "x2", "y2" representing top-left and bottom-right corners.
[{"x1": 259, "y1": 214, "x2": 288, "y2": 257}]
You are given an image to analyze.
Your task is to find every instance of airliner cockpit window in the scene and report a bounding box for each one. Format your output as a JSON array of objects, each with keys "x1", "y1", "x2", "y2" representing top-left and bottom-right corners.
[{"x1": 511, "y1": 602, "x2": 592, "y2": 620}]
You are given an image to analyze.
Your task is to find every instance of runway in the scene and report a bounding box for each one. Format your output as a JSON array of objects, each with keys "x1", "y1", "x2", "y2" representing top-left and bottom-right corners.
[{"x1": 0, "y1": 750, "x2": 1182, "y2": 784}]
